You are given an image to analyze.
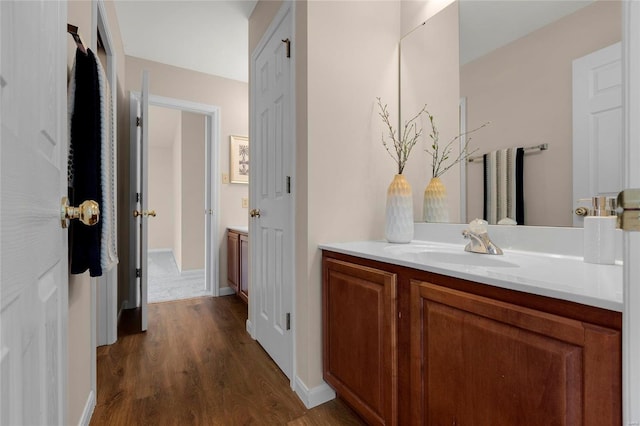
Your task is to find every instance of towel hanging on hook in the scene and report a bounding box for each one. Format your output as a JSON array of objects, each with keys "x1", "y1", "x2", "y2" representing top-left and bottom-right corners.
[{"x1": 67, "y1": 24, "x2": 87, "y2": 55}]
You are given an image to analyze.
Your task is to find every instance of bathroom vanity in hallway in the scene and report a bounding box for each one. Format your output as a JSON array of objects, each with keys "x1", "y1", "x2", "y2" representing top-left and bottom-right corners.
[
  {"x1": 321, "y1": 235, "x2": 622, "y2": 425},
  {"x1": 227, "y1": 227, "x2": 249, "y2": 303}
]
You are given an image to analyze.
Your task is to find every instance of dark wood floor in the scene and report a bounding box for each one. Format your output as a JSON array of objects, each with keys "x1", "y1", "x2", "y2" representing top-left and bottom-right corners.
[{"x1": 91, "y1": 296, "x2": 364, "y2": 425}]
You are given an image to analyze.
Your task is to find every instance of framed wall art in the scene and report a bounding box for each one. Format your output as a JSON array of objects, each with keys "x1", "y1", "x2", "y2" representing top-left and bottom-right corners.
[{"x1": 230, "y1": 135, "x2": 249, "y2": 184}]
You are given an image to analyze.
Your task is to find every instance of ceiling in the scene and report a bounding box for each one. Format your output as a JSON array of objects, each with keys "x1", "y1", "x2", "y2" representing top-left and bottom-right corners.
[
  {"x1": 459, "y1": 0, "x2": 594, "y2": 65},
  {"x1": 113, "y1": 0, "x2": 258, "y2": 82}
]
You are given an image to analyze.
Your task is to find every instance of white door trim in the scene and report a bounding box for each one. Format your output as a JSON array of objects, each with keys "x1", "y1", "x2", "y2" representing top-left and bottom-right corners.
[
  {"x1": 128, "y1": 92, "x2": 221, "y2": 301},
  {"x1": 622, "y1": 1, "x2": 640, "y2": 423},
  {"x1": 94, "y1": 0, "x2": 118, "y2": 350},
  {"x1": 248, "y1": 0, "x2": 296, "y2": 388}
]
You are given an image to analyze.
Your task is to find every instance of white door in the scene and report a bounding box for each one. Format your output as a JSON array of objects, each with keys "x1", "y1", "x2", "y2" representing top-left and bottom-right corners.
[
  {"x1": 1, "y1": 1, "x2": 68, "y2": 424},
  {"x1": 130, "y1": 71, "x2": 150, "y2": 331},
  {"x1": 572, "y1": 42, "x2": 622, "y2": 226},
  {"x1": 250, "y1": 4, "x2": 294, "y2": 379},
  {"x1": 623, "y1": 2, "x2": 640, "y2": 423}
]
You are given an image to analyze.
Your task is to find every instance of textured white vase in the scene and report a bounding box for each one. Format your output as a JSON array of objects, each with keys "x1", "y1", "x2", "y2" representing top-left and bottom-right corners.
[
  {"x1": 423, "y1": 177, "x2": 449, "y2": 223},
  {"x1": 385, "y1": 174, "x2": 414, "y2": 243}
]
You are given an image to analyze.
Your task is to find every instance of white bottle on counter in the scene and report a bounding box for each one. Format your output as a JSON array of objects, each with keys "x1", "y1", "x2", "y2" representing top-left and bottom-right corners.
[{"x1": 583, "y1": 196, "x2": 617, "y2": 265}]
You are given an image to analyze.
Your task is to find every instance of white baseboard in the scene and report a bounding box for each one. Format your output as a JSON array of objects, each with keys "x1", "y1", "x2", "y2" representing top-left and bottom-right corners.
[
  {"x1": 78, "y1": 390, "x2": 96, "y2": 426},
  {"x1": 219, "y1": 286, "x2": 236, "y2": 296},
  {"x1": 293, "y1": 376, "x2": 336, "y2": 409},
  {"x1": 246, "y1": 319, "x2": 253, "y2": 336},
  {"x1": 148, "y1": 248, "x2": 173, "y2": 254}
]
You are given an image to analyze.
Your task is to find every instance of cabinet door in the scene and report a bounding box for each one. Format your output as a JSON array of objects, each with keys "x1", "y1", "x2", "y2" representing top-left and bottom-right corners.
[
  {"x1": 323, "y1": 258, "x2": 398, "y2": 426},
  {"x1": 410, "y1": 281, "x2": 621, "y2": 426},
  {"x1": 227, "y1": 231, "x2": 239, "y2": 293},
  {"x1": 239, "y1": 233, "x2": 249, "y2": 303}
]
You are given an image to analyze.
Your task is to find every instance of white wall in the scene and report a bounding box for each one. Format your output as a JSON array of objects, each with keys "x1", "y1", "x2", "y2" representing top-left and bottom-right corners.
[
  {"x1": 172, "y1": 118, "x2": 183, "y2": 271},
  {"x1": 148, "y1": 145, "x2": 176, "y2": 250},
  {"x1": 401, "y1": 1, "x2": 460, "y2": 222},
  {"x1": 180, "y1": 112, "x2": 206, "y2": 271}
]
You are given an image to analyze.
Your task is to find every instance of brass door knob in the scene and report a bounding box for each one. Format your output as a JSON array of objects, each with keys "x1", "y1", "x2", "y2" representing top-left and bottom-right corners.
[
  {"x1": 61, "y1": 197, "x2": 100, "y2": 228},
  {"x1": 133, "y1": 209, "x2": 157, "y2": 218},
  {"x1": 250, "y1": 208, "x2": 261, "y2": 218}
]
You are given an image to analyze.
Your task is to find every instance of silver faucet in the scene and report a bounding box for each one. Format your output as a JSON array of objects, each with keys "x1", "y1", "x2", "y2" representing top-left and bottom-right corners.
[{"x1": 462, "y1": 229, "x2": 503, "y2": 255}]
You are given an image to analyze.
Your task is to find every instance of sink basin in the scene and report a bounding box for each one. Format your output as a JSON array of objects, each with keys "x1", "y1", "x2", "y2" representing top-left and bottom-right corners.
[
  {"x1": 384, "y1": 243, "x2": 519, "y2": 268},
  {"x1": 423, "y1": 252, "x2": 519, "y2": 268},
  {"x1": 383, "y1": 243, "x2": 461, "y2": 255}
]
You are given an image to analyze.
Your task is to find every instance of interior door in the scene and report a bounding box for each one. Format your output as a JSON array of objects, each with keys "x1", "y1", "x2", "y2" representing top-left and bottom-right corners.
[
  {"x1": 623, "y1": 1, "x2": 640, "y2": 422},
  {"x1": 1, "y1": 1, "x2": 69, "y2": 424},
  {"x1": 251, "y1": 6, "x2": 294, "y2": 379},
  {"x1": 572, "y1": 42, "x2": 622, "y2": 226},
  {"x1": 130, "y1": 71, "x2": 150, "y2": 331}
]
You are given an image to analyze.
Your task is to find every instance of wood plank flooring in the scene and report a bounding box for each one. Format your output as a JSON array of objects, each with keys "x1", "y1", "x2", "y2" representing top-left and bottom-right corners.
[{"x1": 91, "y1": 296, "x2": 364, "y2": 425}]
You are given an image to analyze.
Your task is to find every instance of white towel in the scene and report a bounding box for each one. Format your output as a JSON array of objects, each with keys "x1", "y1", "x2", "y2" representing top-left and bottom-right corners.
[
  {"x1": 484, "y1": 147, "x2": 524, "y2": 225},
  {"x1": 96, "y1": 57, "x2": 119, "y2": 270}
]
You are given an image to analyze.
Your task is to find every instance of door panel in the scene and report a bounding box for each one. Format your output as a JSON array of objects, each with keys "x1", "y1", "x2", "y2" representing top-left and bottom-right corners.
[
  {"x1": 0, "y1": 1, "x2": 68, "y2": 423},
  {"x1": 130, "y1": 71, "x2": 149, "y2": 331},
  {"x1": 251, "y1": 5, "x2": 293, "y2": 378},
  {"x1": 572, "y1": 42, "x2": 622, "y2": 226}
]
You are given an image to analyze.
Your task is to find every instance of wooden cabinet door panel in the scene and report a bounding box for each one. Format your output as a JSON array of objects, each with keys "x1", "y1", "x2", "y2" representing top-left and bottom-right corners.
[
  {"x1": 323, "y1": 258, "x2": 398, "y2": 426},
  {"x1": 239, "y1": 234, "x2": 249, "y2": 303},
  {"x1": 410, "y1": 281, "x2": 621, "y2": 426},
  {"x1": 227, "y1": 231, "x2": 239, "y2": 293}
]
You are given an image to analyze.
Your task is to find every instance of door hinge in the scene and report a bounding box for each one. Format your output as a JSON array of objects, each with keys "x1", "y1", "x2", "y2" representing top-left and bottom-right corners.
[
  {"x1": 282, "y1": 38, "x2": 291, "y2": 58},
  {"x1": 286, "y1": 176, "x2": 291, "y2": 194},
  {"x1": 136, "y1": 192, "x2": 141, "y2": 203},
  {"x1": 136, "y1": 268, "x2": 142, "y2": 278},
  {"x1": 286, "y1": 313, "x2": 291, "y2": 330},
  {"x1": 136, "y1": 116, "x2": 141, "y2": 127}
]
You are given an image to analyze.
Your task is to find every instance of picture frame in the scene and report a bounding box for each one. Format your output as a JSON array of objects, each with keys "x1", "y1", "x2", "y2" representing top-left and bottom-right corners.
[{"x1": 230, "y1": 135, "x2": 249, "y2": 184}]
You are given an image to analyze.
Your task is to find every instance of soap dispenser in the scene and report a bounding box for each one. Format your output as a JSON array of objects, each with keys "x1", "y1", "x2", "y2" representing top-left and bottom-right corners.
[{"x1": 583, "y1": 196, "x2": 616, "y2": 265}]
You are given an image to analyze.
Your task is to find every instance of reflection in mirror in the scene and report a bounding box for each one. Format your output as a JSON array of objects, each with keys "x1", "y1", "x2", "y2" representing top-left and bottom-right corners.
[
  {"x1": 401, "y1": 0, "x2": 622, "y2": 227},
  {"x1": 400, "y1": 2, "x2": 461, "y2": 223}
]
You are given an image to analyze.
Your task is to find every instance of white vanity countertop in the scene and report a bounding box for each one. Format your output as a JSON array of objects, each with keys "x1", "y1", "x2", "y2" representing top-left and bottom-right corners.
[
  {"x1": 319, "y1": 239, "x2": 623, "y2": 312},
  {"x1": 228, "y1": 225, "x2": 248, "y2": 234}
]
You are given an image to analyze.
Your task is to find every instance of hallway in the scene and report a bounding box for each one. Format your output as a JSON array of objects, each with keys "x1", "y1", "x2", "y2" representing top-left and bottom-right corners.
[
  {"x1": 147, "y1": 250, "x2": 208, "y2": 303},
  {"x1": 91, "y1": 296, "x2": 363, "y2": 425}
]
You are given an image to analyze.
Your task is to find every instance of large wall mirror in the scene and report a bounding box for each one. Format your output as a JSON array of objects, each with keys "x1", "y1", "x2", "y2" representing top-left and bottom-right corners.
[{"x1": 400, "y1": 0, "x2": 622, "y2": 227}]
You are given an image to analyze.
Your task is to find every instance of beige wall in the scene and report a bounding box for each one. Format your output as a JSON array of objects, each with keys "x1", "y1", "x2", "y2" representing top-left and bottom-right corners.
[
  {"x1": 401, "y1": 1, "x2": 460, "y2": 222},
  {"x1": 124, "y1": 56, "x2": 248, "y2": 290},
  {"x1": 148, "y1": 145, "x2": 176, "y2": 250},
  {"x1": 461, "y1": 0, "x2": 621, "y2": 226},
  {"x1": 172, "y1": 120, "x2": 183, "y2": 270},
  {"x1": 180, "y1": 112, "x2": 206, "y2": 271},
  {"x1": 250, "y1": 0, "x2": 401, "y2": 390},
  {"x1": 67, "y1": 0, "x2": 127, "y2": 424},
  {"x1": 148, "y1": 111, "x2": 205, "y2": 271}
]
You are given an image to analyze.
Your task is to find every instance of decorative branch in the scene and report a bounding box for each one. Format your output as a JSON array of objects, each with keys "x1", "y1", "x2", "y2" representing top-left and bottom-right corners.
[
  {"x1": 424, "y1": 117, "x2": 490, "y2": 178},
  {"x1": 377, "y1": 97, "x2": 427, "y2": 175}
]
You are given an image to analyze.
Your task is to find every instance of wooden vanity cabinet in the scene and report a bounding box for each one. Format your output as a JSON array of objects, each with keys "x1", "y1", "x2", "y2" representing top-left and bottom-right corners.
[
  {"x1": 239, "y1": 233, "x2": 249, "y2": 303},
  {"x1": 227, "y1": 231, "x2": 239, "y2": 294},
  {"x1": 322, "y1": 251, "x2": 622, "y2": 426},
  {"x1": 227, "y1": 229, "x2": 249, "y2": 303},
  {"x1": 410, "y1": 281, "x2": 621, "y2": 426},
  {"x1": 323, "y1": 258, "x2": 398, "y2": 426}
]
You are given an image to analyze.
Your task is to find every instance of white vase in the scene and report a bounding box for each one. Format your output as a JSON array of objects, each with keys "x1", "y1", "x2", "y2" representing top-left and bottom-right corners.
[
  {"x1": 385, "y1": 174, "x2": 414, "y2": 243},
  {"x1": 423, "y1": 177, "x2": 449, "y2": 223}
]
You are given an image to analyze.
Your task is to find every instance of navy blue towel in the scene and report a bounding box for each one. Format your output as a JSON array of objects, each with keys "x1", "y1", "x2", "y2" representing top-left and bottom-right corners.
[{"x1": 68, "y1": 48, "x2": 103, "y2": 277}]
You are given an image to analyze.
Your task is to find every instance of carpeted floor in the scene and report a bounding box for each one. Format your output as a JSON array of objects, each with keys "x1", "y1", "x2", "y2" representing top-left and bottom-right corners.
[{"x1": 147, "y1": 250, "x2": 209, "y2": 303}]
